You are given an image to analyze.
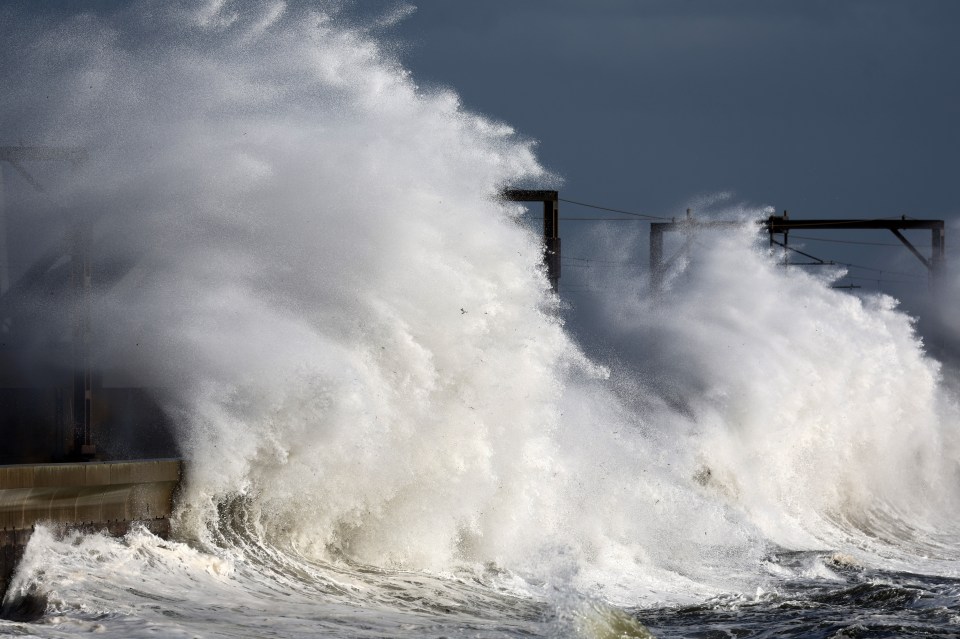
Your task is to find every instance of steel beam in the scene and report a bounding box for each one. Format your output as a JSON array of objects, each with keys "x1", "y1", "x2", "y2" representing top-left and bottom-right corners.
[
  {"x1": 0, "y1": 147, "x2": 93, "y2": 459},
  {"x1": 649, "y1": 219, "x2": 748, "y2": 290},
  {"x1": 502, "y1": 189, "x2": 560, "y2": 291},
  {"x1": 766, "y1": 217, "x2": 944, "y2": 232},
  {"x1": 766, "y1": 215, "x2": 945, "y2": 277}
]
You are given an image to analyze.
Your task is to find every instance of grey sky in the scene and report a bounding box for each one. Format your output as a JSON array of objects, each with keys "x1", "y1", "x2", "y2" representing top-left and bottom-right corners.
[
  {"x1": 386, "y1": 0, "x2": 960, "y2": 342},
  {"x1": 391, "y1": 1, "x2": 959, "y2": 215},
  {"x1": 7, "y1": 0, "x2": 959, "y2": 344}
]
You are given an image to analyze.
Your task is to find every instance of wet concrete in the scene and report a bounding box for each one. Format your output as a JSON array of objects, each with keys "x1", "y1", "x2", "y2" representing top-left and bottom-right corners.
[{"x1": 0, "y1": 459, "x2": 180, "y2": 604}]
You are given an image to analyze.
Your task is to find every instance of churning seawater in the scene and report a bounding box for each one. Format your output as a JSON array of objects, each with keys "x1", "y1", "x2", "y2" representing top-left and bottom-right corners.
[{"x1": 2, "y1": 2, "x2": 960, "y2": 637}]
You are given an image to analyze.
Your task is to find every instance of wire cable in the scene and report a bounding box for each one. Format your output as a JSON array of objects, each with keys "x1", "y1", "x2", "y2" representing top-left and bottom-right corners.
[
  {"x1": 771, "y1": 239, "x2": 829, "y2": 265},
  {"x1": 771, "y1": 240, "x2": 926, "y2": 279},
  {"x1": 790, "y1": 234, "x2": 904, "y2": 247},
  {"x1": 840, "y1": 274, "x2": 920, "y2": 285},
  {"x1": 831, "y1": 260, "x2": 926, "y2": 279},
  {"x1": 563, "y1": 255, "x2": 643, "y2": 265},
  {"x1": 558, "y1": 197, "x2": 672, "y2": 221},
  {"x1": 560, "y1": 217, "x2": 649, "y2": 221}
]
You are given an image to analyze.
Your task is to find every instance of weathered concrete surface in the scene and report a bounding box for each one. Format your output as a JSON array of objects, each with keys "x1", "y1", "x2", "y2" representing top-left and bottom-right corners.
[{"x1": 0, "y1": 459, "x2": 181, "y2": 603}]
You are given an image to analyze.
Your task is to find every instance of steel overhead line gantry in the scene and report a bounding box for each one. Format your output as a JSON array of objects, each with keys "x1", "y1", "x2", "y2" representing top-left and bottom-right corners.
[
  {"x1": 0, "y1": 145, "x2": 93, "y2": 460},
  {"x1": 650, "y1": 211, "x2": 946, "y2": 291},
  {"x1": 766, "y1": 214, "x2": 945, "y2": 277},
  {"x1": 501, "y1": 189, "x2": 560, "y2": 292},
  {"x1": 649, "y1": 209, "x2": 745, "y2": 291}
]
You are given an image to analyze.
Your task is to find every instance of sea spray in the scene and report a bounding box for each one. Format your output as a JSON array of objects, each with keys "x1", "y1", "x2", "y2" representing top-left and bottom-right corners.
[
  {"x1": 2, "y1": 2, "x2": 960, "y2": 636},
  {"x1": 3, "y1": 0, "x2": 609, "y2": 572},
  {"x1": 573, "y1": 210, "x2": 960, "y2": 564}
]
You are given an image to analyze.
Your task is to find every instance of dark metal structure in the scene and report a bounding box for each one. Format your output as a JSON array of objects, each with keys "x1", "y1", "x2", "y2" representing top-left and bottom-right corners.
[
  {"x1": 650, "y1": 211, "x2": 946, "y2": 290},
  {"x1": 0, "y1": 147, "x2": 94, "y2": 459},
  {"x1": 766, "y1": 213, "x2": 945, "y2": 277},
  {"x1": 649, "y1": 210, "x2": 744, "y2": 291},
  {"x1": 0, "y1": 149, "x2": 184, "y2": 610},
  {"x1": 502, "y1": 189, "x2": 560, "y2": 291}
]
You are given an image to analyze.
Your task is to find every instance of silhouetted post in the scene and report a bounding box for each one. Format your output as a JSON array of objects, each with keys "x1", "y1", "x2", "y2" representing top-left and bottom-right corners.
[
  {"x1": 766, "y1": 213, "x2": 945, "y2": 284},
  {"x1": 0, "y1": 146, "x2": 93, "y2": 459},
  {"x1": 652, "y1": 217, "x2": 752, "y2": 292},
  {"x1": 784, "y1": 211, "x2": 790, "y2": 265},
  {"x1": 932, "y1": 225, "x2": 945, "y2": 281},
  {"x1": 502, "y1": 189, "x2": 560, "y2": 291},
  {"x1": 71, "y1": 219, "x2": 94, "y2": 459},
  {"x1": 650, "y1": 223, "x2": 664, "y2": 291},
  {"x1": 0, "y1": 168, "x2": 8, "y2": 295},
  {"x1": 682, "y1": 208, "x2": 693, "y2": 266},
  {"x1": 544, "y1": 197, "x2": 560, "y2": 291}
]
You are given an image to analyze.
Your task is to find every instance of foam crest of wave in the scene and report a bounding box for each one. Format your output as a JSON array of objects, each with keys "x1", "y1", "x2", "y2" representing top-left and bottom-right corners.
[
  {"x1": 4, "y1": 1, "x2": 960, "y2": 605},
  {"x1": 579, "y1": 218, "x2": 960, "y2": 560}
]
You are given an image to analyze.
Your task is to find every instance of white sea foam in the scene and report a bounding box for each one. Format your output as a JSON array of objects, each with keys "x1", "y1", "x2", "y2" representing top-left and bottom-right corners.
[{"x1": 2, "y1": 2, "x2": 960, "y2": 636}]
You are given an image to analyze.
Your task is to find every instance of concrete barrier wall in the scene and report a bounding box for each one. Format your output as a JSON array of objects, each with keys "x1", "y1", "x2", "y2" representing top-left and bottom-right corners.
[
  {"x1": 0, "y1": 459, "x2": 180, "y2": 489},
  {"x1": 0, "y1": 459, "x2": 180, "y2": 530},
  {"x1": 0, "y1": 459, "x2": 181, "y2": 602}
]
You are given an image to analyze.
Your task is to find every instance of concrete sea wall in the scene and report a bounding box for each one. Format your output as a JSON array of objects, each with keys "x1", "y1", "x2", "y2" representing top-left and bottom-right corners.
[{"x1": 0, "y1": 459, "x2": 181, "y2": 601}]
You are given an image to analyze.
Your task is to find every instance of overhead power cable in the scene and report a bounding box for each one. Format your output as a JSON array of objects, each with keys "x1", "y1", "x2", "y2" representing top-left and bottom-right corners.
[
  {"x1": 790, "y1": 234, "x2": 904, "y2": 247},
  {"x1": 563, "y1": 254, "x2": 642, "y2": 265},
  {"x1": 771, "y1": 239, "x2": 828, "y2": 265},
  {"x1": 562, "y1": 262, "x2": 644, "y2": 270},
  {"x1": 562, "y1": 255, "x2": 645, "y2": 268},
  {"x1": 841, "y1": 274, "x2": 919, "y2": 285},
  {"x1": 529, "y1": 217, "x2": 648, "y2": 221},
  {"x1": 558, "y1": 197, "x2": 672, "y2": 221},
  {"x1": 560, "y1": 217, "x2": 648, "y2": 221},
  {"x1": 831, "y1": 260, "x2": 925, "y2": 279},
  {"x1": 771, "y1": 239, "x2": 926, "y2": 279}
]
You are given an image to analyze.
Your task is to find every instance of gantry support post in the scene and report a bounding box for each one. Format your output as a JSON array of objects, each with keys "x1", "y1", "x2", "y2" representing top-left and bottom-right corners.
[
  {"x1": 71, "y1": 221, "x2": 94, "y2": 458},
  {"x1": 0, "y1": 146, "x2": 93, "y2": 460},
  {"x1": 932, "y1": 226, "x2": 946, "y2": 281},
  {"x1": 765, "y1": 215, "x2": 945, "y2": 285},
  {"x1": 650, "y1": 223, "x2": 665, "y2": 291},
  {"x1": 649, "y1": 217, "x2": 747, "y2": 292},
  {"x1": 502, "y1": 189, "x2": 561, "y2": 291},
  {"x1": 781, "y1": 211, "x2": 789, "y2": 265}
]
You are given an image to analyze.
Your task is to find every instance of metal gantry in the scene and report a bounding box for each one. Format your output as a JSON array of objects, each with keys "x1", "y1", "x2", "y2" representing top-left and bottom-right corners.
[
  {"x1": 766, "y1": 213, "x2": 945, "y2": 277},
  {"x1": 649, "y1": 211, "x2": 946, "y2": 291},
  {"x1": 0, "y1": 146, "x2": 93, "y2": 460},
  {"x1": 502, "y1": 189, "x2": 561, "y2": 291},
  {"x1": 649, "y1": 209, "x2": 745, "y2": 291}
]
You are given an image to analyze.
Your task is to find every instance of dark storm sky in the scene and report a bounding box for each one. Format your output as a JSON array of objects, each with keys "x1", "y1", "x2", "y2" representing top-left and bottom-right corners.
[
  {"x1": 391, "y1": 1, "x2": 959, "y2": 218},
  {"x1": 12, "y1": 0, "x2": 960, "y2": 317},
  {"x1": 383, "y1": 0, "x2": 960, "y2": 330}
]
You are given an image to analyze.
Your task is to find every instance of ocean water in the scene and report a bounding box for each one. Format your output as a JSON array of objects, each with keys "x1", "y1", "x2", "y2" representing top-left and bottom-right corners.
[{"x1": 2, "y1": 2, "x2": 959, "y2": 637}]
